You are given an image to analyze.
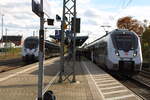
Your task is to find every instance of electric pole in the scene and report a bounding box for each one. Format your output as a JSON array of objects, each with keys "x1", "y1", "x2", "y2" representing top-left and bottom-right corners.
[
  {"x1": 5, "y1": 28, "x2": 7, "y2": 47},
  {"x1": 59, "y1": 0, "x2": 77, "y2": 83},
  {"x1": 1, "y1": 14, "x2": 4, "y2": 48},
  {"x1": 33, "y1": 30, "x2": 35, "y2": 36},
  {"x1": 5, "y1": 28, "x2": 7, "y2": 56}
]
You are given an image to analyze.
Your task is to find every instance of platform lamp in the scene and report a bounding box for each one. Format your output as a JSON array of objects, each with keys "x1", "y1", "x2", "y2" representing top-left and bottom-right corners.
[
  {"x1": 56, "y1": 14, "x2": 68, "y2": 22},
  {"x1": 56, "y1": 14, "x2": 61, "y2": 21}
]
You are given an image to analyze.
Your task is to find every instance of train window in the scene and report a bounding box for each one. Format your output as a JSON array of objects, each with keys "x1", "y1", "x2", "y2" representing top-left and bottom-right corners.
[
  {"x1": 111, "y1": 33, "x2": 138, "y2": 52},
  {"x1": 24, "y1": 38, "x2": 39, "y2": 49},
  {"x1": 95, "y1": 44, "x2": 99, "y2": 48}
]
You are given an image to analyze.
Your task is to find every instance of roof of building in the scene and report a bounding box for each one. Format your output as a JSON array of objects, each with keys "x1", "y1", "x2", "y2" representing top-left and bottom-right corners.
[
  {"x1": 50, "y1": 35, "x2": 88, "y2": 46},
  {"x1": 1, "y1": 35, "x2": 22, "y2": 42}
]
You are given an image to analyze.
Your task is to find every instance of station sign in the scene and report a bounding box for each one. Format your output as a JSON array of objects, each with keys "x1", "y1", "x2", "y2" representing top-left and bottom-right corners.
[
  {"x1": 32, "y1": 0, "x2": 52, "y2": 17},
  {"x1": 32, "y1": 0, "x2": 41, "y2": 17}
]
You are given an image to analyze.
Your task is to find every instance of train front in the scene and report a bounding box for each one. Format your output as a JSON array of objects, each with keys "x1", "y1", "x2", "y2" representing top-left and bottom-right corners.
[
  {"x1": 108, "y1": 30, "x2": 142, "y2": 75},
  {"x1": 22, "y1": 37, "x2": 39, "y2": 62}
]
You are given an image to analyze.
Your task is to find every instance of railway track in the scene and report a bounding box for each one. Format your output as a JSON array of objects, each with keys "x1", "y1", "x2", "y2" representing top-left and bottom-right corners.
[
  {"x1": 122, "y1": 78, "x2": 150, "y2": 100},
  {"x1": 110, "y1": 74, "x2": 149, "y2": 100},
  {"x1": 110, "y1": 71, "x2": 150, "y2": 100},
  {"x1": 0, "y1": 58, "x2": 30, "y2": 73},
  {"x1": 140, "y1": 68, "x2": 150, "y2": 78},
  {"x1": 0, "y1": 57, "x2": 57, "y2": 73}
]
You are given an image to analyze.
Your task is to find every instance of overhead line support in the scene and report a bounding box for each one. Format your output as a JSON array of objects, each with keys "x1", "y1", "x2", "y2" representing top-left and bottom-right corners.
[{"x1": 59, "y1": 0, "x2": 77, "y2": 83}]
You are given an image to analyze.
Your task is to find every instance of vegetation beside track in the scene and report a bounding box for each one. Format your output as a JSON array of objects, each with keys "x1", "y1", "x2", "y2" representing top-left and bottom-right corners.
[{"x1": 0, "y1": 47, "x2": 21, "y2": 60}]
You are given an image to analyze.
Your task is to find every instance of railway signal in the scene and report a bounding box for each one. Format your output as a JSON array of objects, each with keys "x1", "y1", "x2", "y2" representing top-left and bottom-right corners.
[{"x1": 71, "y1": 18, "x2": 81, "y2": 33}]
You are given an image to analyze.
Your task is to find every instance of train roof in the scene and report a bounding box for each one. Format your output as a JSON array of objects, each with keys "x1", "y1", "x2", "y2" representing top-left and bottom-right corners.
[
  {"x1": 83, "y1": 29, "x2": 137, "y2": 49},
  {"x1": 110, "y1": 29, "x2": 136, "y2": 35},
  {"x1": 24, "y1": 36, "x2": 38, "y2": 40},
  {"x1": 45, "y1": 40, "x2": 59, "y2": 47},
  {"x1": 24, "y1": 36, "x2": 59, "y2": 47}
]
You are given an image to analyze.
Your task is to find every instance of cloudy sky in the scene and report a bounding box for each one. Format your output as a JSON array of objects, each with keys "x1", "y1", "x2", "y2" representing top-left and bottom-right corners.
[{"x1": 0, "y1": 0, "x2": 150, "y2": 43}]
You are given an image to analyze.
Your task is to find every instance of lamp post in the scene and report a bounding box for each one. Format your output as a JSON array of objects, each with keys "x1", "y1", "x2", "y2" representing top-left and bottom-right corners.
[
  {"x1": 38, "y1": 0, "x2": 45, "y2": 99},
  {"x1": 1, "y1": 14, "x2": 4, "y2": 50},
  {"x1": 5, "y1": 28, "x2": 7, "y2": 56},
  {"x1": 100, "y1": 25, "x2": 111, "y2": 34}
]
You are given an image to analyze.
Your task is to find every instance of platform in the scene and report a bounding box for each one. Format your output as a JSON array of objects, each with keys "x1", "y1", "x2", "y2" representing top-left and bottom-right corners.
[
  {"x1": 0, "y1": 57, "x2": 142, "y2": 100},
  {"x1": 46, "y1": 58, "x2": 142, "y2": 100}
]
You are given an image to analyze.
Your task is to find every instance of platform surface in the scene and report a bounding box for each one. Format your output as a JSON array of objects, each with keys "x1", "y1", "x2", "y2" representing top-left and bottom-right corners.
[
  {"x1": 0, "y1": 57, "x2": 142, "y2": 100},
  {"x1": 46, "y1": 59, "x2": 142, "y2": 100}
]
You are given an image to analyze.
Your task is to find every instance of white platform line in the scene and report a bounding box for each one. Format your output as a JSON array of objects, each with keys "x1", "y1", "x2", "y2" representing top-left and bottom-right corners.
[
  {"x1": 94, "y1": 78, "x2": 113, "y2": 81},
  {"x1": 100, "y1": 85, "x2": 124, "y2": 90},
  {"x1": 105, "y1": 94, "x2": 136, "y2": 100},
  {"x1": 93, "y1": 75, "x2": 112, "y2": 79},
  {"x1": 0, "y1": 65, "x2": 37, "y2": 82},
  {"x1": 93, "y1": 74, "x2": 110, "y2": 77},
  {"x1": 82, "y1": 62, "x2": 105, "y2": 100},
  {"x1": 103, "y1": 89, "x2": 128, "y2": 95},
  {"x1": 95, "y1": 79, "x2": 116, "y2": 83},
  {"x1": 97, "y1": 82, "x2": 120, "y2": 86}
]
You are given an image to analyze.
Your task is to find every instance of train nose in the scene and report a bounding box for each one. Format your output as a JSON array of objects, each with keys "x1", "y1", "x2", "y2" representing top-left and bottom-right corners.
[
  {"x1": 26, "y1": 49, "x2": 35, "y2": 55},
  {"x1": 25, "y1": 55, "x2": 35, "y2": 61},
  {"x1": 119, "y1": 61, "x2": 135, "y2": 74}
]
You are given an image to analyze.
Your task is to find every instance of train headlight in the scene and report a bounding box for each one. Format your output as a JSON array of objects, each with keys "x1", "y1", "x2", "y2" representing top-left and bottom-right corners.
[
  {"x1": 115, "y1": 50, "x2": 120, "y2": 56},
  {"x1": 133, "y1": 51, "x2": 137, "y2": 57}
]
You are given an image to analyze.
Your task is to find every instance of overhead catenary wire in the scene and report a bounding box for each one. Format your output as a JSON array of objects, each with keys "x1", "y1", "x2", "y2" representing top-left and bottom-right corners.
[{"x1": 109, "y1": 0, "x2": 133, "y2": 21}]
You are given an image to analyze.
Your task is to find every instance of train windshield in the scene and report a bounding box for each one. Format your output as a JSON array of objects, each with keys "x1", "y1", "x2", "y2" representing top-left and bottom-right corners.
[
  {"x1": 24, "y1": 38, "x2": 39, "y2": 49},
  {"x1": 112, "y1": 32, "x2": 138, "y2": 52}
]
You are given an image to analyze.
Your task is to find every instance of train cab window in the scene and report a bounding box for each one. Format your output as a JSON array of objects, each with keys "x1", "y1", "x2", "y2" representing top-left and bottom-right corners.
[
  {"x1": 24, "y1": 38, "x2": 39, "y2": 49},
  {"x1": 111, "y1": 32, "x2": 138, "y2": 52}
]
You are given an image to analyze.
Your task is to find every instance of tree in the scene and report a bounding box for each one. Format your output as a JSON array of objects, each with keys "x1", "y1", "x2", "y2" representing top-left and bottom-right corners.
[
  {"x1": 141, "y1": 25, "x2": 150, "y2": 62},
  {"x1": 117, "y1": 16, "x2": 145, "y2": 36}
]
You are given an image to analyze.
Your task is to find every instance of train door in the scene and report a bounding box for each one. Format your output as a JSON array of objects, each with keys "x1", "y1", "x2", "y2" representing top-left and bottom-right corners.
[{"x1": 91, "y1": 48, "x2": 94, "y2": 62}]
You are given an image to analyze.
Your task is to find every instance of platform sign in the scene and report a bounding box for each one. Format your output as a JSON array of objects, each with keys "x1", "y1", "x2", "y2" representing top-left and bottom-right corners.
[
  {"x1": 32, "y1": 0, "x2": 51, "y2": 17},
  {"x1": 55, "y1": 30, "x2": 62, "y2": 40},
  {"x1": 66, "y1": 30, "x2": 73, "y2": 38},
  {"x1": 32, "y1": 0, "x2": 41, "y2": 17}
]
